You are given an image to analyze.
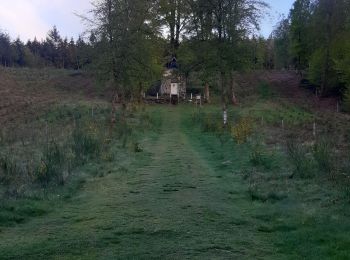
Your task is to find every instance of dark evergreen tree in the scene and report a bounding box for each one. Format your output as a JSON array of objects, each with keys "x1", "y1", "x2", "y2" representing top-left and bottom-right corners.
[{"x1": 0, "y1": 31, "x2": 12, "y2": 66}]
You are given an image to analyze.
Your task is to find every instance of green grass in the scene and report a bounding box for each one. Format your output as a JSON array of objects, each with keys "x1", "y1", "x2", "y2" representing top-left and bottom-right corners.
[
  {"x1": 0, "y1": 104, "x2": 348, "y2": 259},
  {"x1": 0, "y1": 103, "x2": 158, "y2": 226},
  {"x1": 186, "y1": 105, "x2": 350, "y2": 259},
  {"x1": 0, "y1": 199, "x2": 49, "y2": 227},
  {"x1": 243, "y1": 102, "x2": 314, "y2": 126},
  {"x1": 258, "y1": 81, "x2": 276, "y2": 100}
]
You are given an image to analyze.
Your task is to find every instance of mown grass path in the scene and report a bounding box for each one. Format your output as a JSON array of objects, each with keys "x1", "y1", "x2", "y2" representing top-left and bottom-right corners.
[{"x1": 0, "y1": 106, "x2": 282, "y2": 259}]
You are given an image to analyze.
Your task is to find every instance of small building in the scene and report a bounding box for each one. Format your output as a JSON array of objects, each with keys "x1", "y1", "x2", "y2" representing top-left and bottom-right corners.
[{"x1": 160, "y1": 70, "x2": 186, "y2": 98}]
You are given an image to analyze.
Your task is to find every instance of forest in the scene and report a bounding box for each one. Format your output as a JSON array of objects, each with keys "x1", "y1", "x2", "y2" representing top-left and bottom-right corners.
[
  {"x1": 0, "y1": 0, "x2": 350, "y2": 259},
  {"x1": 273, "y1": 0, "x2": 350, "y2": 101}
]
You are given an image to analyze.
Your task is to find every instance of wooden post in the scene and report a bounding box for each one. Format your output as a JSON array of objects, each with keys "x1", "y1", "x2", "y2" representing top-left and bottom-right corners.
[
  {"x1": 45, "y1": 121, "x2": 49, "y2": 151},
  {"x1": 205, "y1": 83, "x2": 210, "y2": 103},
  {"x1": 232, "y1": 92, "x2": 238, "y2": 106},
  {"x1": 282, "y1": 119, "x2": 284, "y2": 129},
  {"x1": 157, "y1": 92, "x2": 159, "y2": 99}
]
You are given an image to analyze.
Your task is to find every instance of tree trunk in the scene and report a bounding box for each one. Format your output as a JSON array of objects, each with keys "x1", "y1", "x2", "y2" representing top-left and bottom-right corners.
[
  {"x1": 169, "y1": 0, "x2": 176, "y2": 52},
  {"x1": 175, "y1": 0, "x2": 181, "y2": 49},
  {"x1": 138, "y1": 82, "x2": 144, "y2": 103},
  {"x1": 230, "y1": 72, "x2": 238, "y2": 105},
  {"x1": 205, "y1": 83, "x2": 210, "y2": 104},
  {"x1": 110, "y1": 88, "x2": 119, "y2": 124},
  {"x1": 321, "y1": 2, "x2": 333, "y2": 96},
  {"x1": 220, "y1": 71, "x2": 226, "y2": 106}
]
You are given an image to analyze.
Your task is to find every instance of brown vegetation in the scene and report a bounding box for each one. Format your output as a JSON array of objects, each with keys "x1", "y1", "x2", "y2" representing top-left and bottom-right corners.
[{"x1": 0, "y1": 68, "x2": 111, "y2": 126}]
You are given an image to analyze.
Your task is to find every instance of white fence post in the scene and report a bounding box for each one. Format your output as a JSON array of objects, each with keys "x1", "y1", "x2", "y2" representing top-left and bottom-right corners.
[{"x1": 223, "y1": 109, "x2": 227, "y2": 126}]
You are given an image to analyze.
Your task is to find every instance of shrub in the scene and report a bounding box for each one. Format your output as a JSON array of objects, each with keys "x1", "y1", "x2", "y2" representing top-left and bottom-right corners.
[
  {"x1": 287, "y1": 142, "x2": 315, "y2": 178},
  {"x1": 231, "y1": 117, "x2": 254, "y2": 144}
]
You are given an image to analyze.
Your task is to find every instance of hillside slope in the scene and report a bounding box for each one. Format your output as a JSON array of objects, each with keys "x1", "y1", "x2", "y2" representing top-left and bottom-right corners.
[{"x1": 0, "y1": 67, "x2": 103, "y2": 125}]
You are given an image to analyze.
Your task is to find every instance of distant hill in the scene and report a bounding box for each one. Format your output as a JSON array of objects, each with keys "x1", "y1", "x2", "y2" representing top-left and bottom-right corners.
[{"x1": 0, "y1": 67, "x2": 109, "y2": 125}]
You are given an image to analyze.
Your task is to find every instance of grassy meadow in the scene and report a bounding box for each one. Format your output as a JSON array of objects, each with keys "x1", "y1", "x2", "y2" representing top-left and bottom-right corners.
[{"x1": 0, "y1": 69, "x2": 349, "y2": 259}]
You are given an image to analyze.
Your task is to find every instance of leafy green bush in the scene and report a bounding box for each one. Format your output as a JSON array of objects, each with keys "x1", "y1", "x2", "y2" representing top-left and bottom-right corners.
[
  {"x1": 309, "y1": 49, "x2": 326, "y2": 88},
  {"x1": 309, "y1": 48, "x2": 338, "y2": 95}
]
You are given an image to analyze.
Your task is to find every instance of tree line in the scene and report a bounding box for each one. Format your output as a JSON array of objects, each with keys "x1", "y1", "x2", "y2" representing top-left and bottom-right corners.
[
  {"x1": 0, "y1": 26, "x2": 92, "y2": 69},
  {"x1": 272, "y1": 0, "x2": 350, "y2": 100},
  {"x1": 3, "y1": 0, "x2": 348, "y2": 106},
  {"x1": 0, "y1": 0, "x2": 275, "y2": 103},
  {"x1": 86, "y1": 0, "x2": 270, "y2": 103}
]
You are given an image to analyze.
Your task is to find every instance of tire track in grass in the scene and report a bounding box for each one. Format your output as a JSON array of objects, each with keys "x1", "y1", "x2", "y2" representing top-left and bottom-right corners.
[{"x1": 0, "y1": 106, "x2": 277, "y2": 259}]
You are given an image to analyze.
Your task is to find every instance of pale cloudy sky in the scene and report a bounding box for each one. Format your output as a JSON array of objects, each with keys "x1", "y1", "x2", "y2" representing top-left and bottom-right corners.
[
  {"x1": 0, "y1": 0, "x2": 92, "y2": 41},
  {"x1": 0, "y1": 0, "x2": 295, "y2": 42},
  {"x1": 261, "y1": 0, "x2": 295, "y2": 37}
]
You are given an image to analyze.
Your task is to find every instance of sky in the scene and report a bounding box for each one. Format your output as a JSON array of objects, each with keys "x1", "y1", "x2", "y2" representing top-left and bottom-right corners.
[
  {"x1": 0, "y1": 0, "x2": 295, "y2": 42},
  {"x1": 260, "y1": 0, "x2": 295, "y2": 37}
]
